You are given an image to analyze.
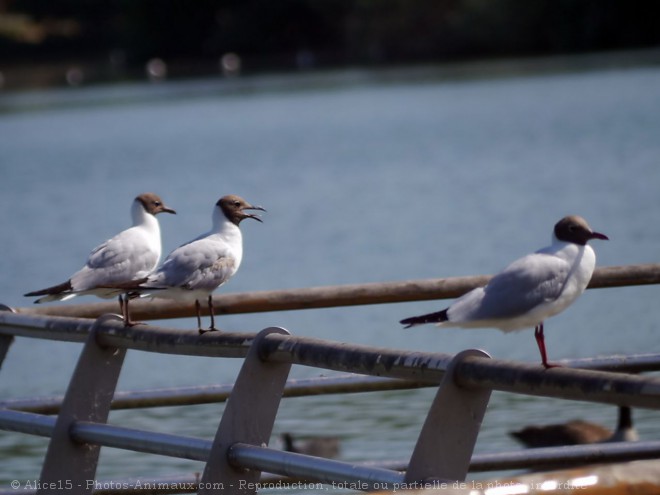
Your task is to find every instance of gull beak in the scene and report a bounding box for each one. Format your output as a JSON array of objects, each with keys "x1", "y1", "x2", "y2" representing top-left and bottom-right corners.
[
  {"x1": 590, "y1": 231, "x2": 609, "y2": 241},
  {"x1": 243, "y1": 204, "x2": 266, "y2": 222},
  {"x1": 162, "y1": 206, "x2": 177, "y2": 215}
]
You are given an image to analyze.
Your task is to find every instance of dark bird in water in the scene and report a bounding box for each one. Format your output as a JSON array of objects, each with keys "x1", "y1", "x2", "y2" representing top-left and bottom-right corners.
[
  {"x1": 281, "y1": 432, "x2": 341, "y2": 459},
  {"x1": 510, "y1": 406, "x2": 638, "y2": 448}
]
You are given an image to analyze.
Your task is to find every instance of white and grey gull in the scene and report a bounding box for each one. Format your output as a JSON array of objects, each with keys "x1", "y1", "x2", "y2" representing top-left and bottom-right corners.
[
  {"x1": 24, "y1": 192, "x2": 176, "y2": 326},
  {"x1": 400, "y1": 215, "x2": 608, "y2": 368},
  {"x1": 136, "y1": 194, "x2": 265, "y2": 333}
]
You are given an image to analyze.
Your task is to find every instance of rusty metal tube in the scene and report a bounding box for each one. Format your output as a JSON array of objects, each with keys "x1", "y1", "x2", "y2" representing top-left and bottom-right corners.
[{"x1": 11, "y1": 263, "x2": 660, "y2": 321}]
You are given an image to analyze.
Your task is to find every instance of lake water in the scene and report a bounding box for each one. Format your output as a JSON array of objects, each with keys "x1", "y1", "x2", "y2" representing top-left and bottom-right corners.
[{"x1": 0, "y1": 63, "x2": 659, "y2": 488}]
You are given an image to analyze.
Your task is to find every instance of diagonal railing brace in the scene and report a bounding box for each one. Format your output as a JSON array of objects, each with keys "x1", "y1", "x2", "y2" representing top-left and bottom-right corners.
[
  {"x1": 405, "y1": 349, "x2": 492, "y2": 483},
  {"x1": 38, "y1": 314, "x2": 127, "y2": 495},
  {"x1": 198, "y1": 327, "x2": 292, "y2": 495}
]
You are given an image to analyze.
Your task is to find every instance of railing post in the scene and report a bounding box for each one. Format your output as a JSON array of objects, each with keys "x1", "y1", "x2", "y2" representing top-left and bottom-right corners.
[
  {"x1": 38, "y1": 314, "x2": 127, "y2": 494},
  {"x1": 198, "y1": 327, "x2": 292, "y2": 495},
  {"x1": 405, "y1": 349, "x2": 492, "y2": 483},
  {"x1": 0, "y1": 305, "x2": 15, "y2": 370}
]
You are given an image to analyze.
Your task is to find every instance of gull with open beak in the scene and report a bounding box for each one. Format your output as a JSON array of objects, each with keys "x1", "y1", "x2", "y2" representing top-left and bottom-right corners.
[{"x1": 138, "y1": 194, "x2": 265, "y2": 333}]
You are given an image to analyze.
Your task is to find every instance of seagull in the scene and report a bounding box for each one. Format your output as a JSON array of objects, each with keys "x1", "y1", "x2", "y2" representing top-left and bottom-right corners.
[
  {"x1": 24, "y1": 193, "x2": 176, "y2": 325},
  {"x1": 400, "y1": 215, "x2": 608, "y2": 368},
  {"x1": 510, "y1": 406, "x2": 638, "y2": 447},
  {"x1": 138, "y1": 194, "x2": 265, "y2": 333}
]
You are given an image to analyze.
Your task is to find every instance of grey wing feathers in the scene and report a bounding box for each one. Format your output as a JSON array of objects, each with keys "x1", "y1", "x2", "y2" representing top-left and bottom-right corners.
[
  {"x1": 155, "y1": 241, "x2": 236, "y2": 291},
  {"x1": 73, "y1": 233, "x2": 157, "y2": 288},
  {"x1": 470, "y1": 253, "x2": 570, "y2": 319}
]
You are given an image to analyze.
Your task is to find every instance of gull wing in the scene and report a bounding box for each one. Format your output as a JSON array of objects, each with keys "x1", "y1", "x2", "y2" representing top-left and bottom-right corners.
[{"x1": 452, "y1": 253, "x2": 571, "y2": 321}]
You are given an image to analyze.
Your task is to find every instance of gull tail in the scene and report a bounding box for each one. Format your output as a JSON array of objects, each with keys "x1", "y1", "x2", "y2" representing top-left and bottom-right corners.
[
  {"x1": 24, "y1": 281, "x2": 74, "y2": 303},
  {"x1": 400, "y1": 309, "x2": 448, "y2": 328}
]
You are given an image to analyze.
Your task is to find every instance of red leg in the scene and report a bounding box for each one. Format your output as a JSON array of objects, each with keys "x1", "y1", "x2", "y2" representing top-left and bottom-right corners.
[{"x1": 534, "y1": 322, "x2": 559, "y2": 369}]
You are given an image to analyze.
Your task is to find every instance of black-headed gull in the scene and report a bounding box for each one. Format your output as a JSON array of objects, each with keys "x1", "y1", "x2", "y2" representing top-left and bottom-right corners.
[
  {"x1": 139, "y1": 194, "x2": 265, "y2": 333},
  {"x1": 24, "y1": 193, "x2": 176, "y2": 325},
  {"x1": 400, "y1": 215, "x2": 608, "y2": 368}
]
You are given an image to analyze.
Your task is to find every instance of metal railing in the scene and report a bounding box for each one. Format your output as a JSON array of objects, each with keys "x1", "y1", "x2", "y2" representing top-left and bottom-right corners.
[{"x1": 1, "y1": 264, "x2": 659, "y2": 495}]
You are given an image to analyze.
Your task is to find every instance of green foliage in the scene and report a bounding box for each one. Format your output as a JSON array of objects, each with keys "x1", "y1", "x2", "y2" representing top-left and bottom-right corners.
[{"x1": 3, "y1": 0, "x2": 660, "y2": 70}]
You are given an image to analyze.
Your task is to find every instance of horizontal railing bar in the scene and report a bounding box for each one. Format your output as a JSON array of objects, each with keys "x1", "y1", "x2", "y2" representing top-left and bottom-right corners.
[
  {"x1": 12, "y1": 263, "x2": 660, "y2": 320},
  {"x1": 3, "y1": 308, "x2": 660, "y2": 376},
  {"x1": 0, "y1": 410, "x2": 211, "y2": 461},
  {"x1": 363, "y1": 441, "x2": 660, "y2": 473},
  {"x1": 0, "y1": 312, "x2": 256, "y2": 357},
  {"x1": 0, "y1": 311, "x2": 457, "y2": 380},
  {"x1": 0, "y1": 313, "x2": 91, "y2": 343},
  {"x1": 2, "y1": 312, "x2": 660, "y2": 409},
  {"x1": 554, "y1": 353, "x2": 660, "y2": 373},
  {"x1": 228, "y1": 443, "x2": 405, "y2": 490},
  {"x1": 7, "y1": 350, "x2": 660, "y2": 415},
  {"x1": 1, "y1": 375, "x2": 427, "y2": 415},
  {"x1": 228, "y1": 441, "x2": 660, "y2": 488},
  {"x1": 260, "y1": 333, "x2": 660, "y2": 409},
  {"x1": 453, "y1": 354, "x2": 660, "y2": 408},
  {"x1": 70, "y1": 422, "x2": 211, "y2": 462},
  {"x1": 470, "y1": 440, "x2": 660, "y2": 471},
  {"x1": 0, "y1": 408, "x2": 55, "y2": 437},
  {"x1": 4, "y1": 352, "x2": 660, "y2": 414},
  {"x1": 260, "y1": 332, "x2": 454, "y2": 382},
  {"x1": 3, "y1": 409, "x2": 660, "y2": 487}
]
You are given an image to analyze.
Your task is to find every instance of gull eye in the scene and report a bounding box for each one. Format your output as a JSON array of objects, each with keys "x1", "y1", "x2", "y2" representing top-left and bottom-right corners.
[{"x1": 234, "y1": 200, "x2": 241, "y2": 207}]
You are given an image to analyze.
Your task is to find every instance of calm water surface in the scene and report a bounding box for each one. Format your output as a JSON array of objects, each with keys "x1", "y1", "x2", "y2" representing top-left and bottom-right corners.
[{"x1": 0, "y1": 65, "x2": 659, "y2": 487}]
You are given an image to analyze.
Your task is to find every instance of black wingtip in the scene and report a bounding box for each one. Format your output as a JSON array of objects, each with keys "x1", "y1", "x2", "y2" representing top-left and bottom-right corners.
[
  {"x1": 24, "y1": 280, "x2": 73, "y2": 298},
  {"x1": 400, "y1": 309, "x2": 449, "y2": 328},
  {"x1": 399, "y1": 319, "x2": 418, "y2": 329}
]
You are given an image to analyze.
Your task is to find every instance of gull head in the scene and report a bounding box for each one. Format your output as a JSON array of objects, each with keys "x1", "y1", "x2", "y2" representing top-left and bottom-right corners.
[
  {"x1": 218, "y1": 194, "x2": 266, "y2": 225},
  {"x1": 136, "y1": 192, "x2": 177, "y2": 215},
  {"x1": 554, "y1": 215, "x2": 608, "y2": 245}
]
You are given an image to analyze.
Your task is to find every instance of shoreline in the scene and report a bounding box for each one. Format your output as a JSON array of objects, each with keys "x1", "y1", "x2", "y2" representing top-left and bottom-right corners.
[{"x1": 1, "y1": 47, "x2": 660, "y2": 113}]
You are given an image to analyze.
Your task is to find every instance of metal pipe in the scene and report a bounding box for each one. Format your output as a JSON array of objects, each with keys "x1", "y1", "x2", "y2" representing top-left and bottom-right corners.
[
  {"x1": 1, "y1": 375, "x2": 427, "y2": 415},
  {"x1": 454, "y1": 354, "x2": 660, "y2": 409},
  {"x1": 352, "y1": 440, "x2": 660, "y2": 473},
  {"x1": 3, "y1": 311, "x2": 660, "y2": 408},
  {"x1": 12, "y1": 263, "x2": 660, "y2": 320},
  {"x1": 0, "y1": 408, "x2": 55, "y2": 437},
  {"x1": 470, "y1": 440, "x2": 660, "y2": 471},
  {"x1": 260, "y1": 333, "x2": 660, "y2": 409},
  {"x1": 4, "y1": 409, "x2": 660, "y2": 485},
  {"x1": 0, "y1": 312, "x2": 91, "y2": 343},
  {"x1": 5, "y1": 352, "x2": 660, "y2": 415},
  {"x1": 260, "y1": 332, "x2": 454, "y2": 382},
  {"x1": 228, "y1": 443, "x2": 405, "y2": 490},
  {"x1": 0, "y1": 311, "x2": 255, "y2": 357},
  {"x1": 70, "y1": 421, "x2": 211, "y2": 462}
]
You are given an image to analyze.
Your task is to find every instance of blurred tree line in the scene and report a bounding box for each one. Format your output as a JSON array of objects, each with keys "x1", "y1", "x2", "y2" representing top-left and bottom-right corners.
[{"x1": 1, "y1": 0, "x2": 659, "y2": 75}]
